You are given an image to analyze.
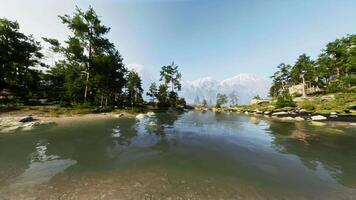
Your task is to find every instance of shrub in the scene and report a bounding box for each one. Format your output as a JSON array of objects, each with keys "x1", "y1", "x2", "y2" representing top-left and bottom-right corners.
[
  {"x1": 275, "y1": 92, "x2": 296, "y2": 108},
  {"x1": 326, "y1": 82, "x2": 346, "y2": 93},
  {"x1": 299, "y1": 100, "x2": 316, "y2": 111}
]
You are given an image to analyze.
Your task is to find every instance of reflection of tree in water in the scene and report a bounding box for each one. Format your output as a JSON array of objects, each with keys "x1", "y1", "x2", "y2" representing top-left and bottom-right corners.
[
  {"x1": 268, "y1": 121, "x2": 356, "y2": 188},
  {"x1": 145, "y1": 111, "x2": 181, "y2": 152}
]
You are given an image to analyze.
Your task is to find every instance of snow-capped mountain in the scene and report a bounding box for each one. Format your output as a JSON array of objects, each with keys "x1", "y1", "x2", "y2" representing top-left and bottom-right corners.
[{"x1": 181, "y1": 73, "x2": 270, "y2": 105}]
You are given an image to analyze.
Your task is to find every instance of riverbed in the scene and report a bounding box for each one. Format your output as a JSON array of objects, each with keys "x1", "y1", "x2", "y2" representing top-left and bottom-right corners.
[{"x1": 0, "y1": 111, "x2": 355, "y2": 199}]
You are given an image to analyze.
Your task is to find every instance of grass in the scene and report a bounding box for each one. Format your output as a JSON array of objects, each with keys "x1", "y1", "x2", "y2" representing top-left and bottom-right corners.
[
  {"x1": 296, "y1": 93, "x2": 356, "y2": 115},
  {"x1": 214, "y1": 93, "x2": 356, "y2": 115}
]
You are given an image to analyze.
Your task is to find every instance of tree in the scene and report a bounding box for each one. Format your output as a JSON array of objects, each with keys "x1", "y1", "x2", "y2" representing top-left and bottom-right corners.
[
  {"x1": 0, "y1": 18, "x2": 44, "y2": 101},
  {"x1": 58, "y1": 6, "x2": 117, "y2": 103},
  {"x1": 228, "y1": 92, "x2": 239, "y2": 106},
  {"x1": 146, "y1": 82, "x2": 158, "y2": 102},
  {"x1": 125, "y1": 71, "x2": 143, "y2": 105},
  {"x1": 202, "y1": 99, "x2": 208, "y2": 106},
  {"x1": 270, "y1": 63, "x2": 291, "y2": 97},
  {"x1": 290, "y1": 54, "x2": 315, "y2": 85},
  {"x1": 157, "y1": 84, "x2": 169, "y2": 106},
  {"x1": 160, "y1": 62, "x2": 182, "y2": 92},
  {"x1": 46, "y1": 6, "x2": 127, "y2": 105},
  {"x1": 156, "y1": 62, "x2": 183, "y2": 107},
  {"x1": 216, "y1": 93, "x2": 228, "y2": 108},
  {"x1": 324, "y1": 37, "x2": 349, "y2": 78}
]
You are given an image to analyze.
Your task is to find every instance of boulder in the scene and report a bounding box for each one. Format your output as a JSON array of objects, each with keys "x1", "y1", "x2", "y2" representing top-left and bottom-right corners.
[
  {"x1": 146, "y1": 112, "x2": 155, "y2": 116},
  {"x1": 264, "y1": 111, "x2": 271, "y2": 115},
  {"x1": 19, "y1": 116, "x2": 37, "y2": 123},
  {"x1": 311, "y1": 115, "x2": 327, "y2": 121},
  {"x1": 135, "y1": 114, "x2": 146, "y2": 120},
  {"x1": 272, "y1": 111, "x2": 288, "y2": 116}
]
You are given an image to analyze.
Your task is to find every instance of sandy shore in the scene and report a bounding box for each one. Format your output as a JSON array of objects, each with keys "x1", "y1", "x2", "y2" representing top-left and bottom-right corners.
[
  {"x1": 0, "y1": 111, "x2": 136, "y2": 133},
  {"x1": 36, "y1": 112, "x2": 135, "y2": 125}
]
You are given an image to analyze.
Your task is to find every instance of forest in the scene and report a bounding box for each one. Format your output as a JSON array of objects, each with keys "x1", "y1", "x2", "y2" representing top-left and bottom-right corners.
[{"x1": 0, "y1": 6, "x2": 186, "y2": 110}]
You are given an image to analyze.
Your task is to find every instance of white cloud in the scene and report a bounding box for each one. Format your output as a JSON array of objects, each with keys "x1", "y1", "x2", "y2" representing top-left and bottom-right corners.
[{"x1": 127, "y1": 63, "x2": 145, "y2": 76}]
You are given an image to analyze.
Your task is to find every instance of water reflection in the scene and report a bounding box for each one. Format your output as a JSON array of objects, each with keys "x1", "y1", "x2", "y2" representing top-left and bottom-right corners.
[
  {"x1": 260, "y1": 116, "x2": 356, "y2": 188},
  {"x1": 0, "y1": 111, "x2": 355, "y2": 198}
]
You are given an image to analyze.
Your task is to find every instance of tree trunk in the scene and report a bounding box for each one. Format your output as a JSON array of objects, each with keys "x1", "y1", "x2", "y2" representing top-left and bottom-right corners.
[
  {"x1": 336, "y1": 67, "x2": 340, "y2": 78},
  {"x1": 84, "y1": 70, "x2": 89, "y2": 102}
]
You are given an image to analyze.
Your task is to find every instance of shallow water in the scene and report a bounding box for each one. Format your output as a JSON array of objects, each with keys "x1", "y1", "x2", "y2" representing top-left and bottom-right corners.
[{"x1": 0, "y1": 111, "x2": 356, "y2": 199}]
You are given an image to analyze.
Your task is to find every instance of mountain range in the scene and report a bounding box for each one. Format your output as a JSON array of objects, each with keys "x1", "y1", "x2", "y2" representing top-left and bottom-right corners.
[{"x1": 180, "y1": 73, "x2": 270, "y2": 105}]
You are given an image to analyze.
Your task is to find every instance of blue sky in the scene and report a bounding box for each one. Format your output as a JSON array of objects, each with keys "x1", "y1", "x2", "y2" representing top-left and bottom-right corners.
[{"x1": 1, "y1": 0, "x2": 356, "y2": 82}]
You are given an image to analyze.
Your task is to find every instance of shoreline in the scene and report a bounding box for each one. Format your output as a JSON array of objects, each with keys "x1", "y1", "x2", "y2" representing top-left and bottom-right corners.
[{"x1": 195, "y1": 107, "x2": 356, "y2": 125}]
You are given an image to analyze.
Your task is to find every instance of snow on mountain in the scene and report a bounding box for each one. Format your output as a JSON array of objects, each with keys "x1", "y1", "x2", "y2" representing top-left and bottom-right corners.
[{"x1": 181, "y1": 73, "x2": 270, "y2": 105}]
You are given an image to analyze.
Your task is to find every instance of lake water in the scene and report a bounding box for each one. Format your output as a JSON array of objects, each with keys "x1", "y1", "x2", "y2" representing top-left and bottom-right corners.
[{"x1": 0, "y1": 111, "x2": 356, "y2": 199}]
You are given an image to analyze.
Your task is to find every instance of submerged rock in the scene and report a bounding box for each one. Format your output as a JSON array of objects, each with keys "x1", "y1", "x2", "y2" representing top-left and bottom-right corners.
[
  {"x1": 311, "y1": 115, "x2": 327, "y2": 121},
  {"x1": 311, "y1": 121, "x2": 327, "y2": 126},
  {"x1": 135, "y1": 114, "x2": 146, "y2": 120},
  {"x1": 294, "y1": 117, "x2": 305, "y2": 121}
]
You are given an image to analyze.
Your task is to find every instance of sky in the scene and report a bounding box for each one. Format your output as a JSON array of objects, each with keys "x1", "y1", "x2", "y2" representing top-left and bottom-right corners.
[{"x1": 1, "y1": 0, "x2": 356, "y2": 83}]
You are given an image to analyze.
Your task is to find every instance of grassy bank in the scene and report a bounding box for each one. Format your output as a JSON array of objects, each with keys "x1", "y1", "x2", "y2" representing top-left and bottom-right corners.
[{"x1": 196, "y1": 93, "x2": 356, "y2": 116}]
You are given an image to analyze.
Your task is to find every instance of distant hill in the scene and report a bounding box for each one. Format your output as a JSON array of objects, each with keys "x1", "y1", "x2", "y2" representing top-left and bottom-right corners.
[{"x1": 181, "y1": 73, "x2": 270, "y2": 105}]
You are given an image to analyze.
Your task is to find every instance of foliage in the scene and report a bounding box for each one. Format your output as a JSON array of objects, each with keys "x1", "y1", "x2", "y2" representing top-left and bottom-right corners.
[
  {"x1": 299, "y1": 100, "x2": 316, "y2": 111},
  {"x1": 270, "y1": 34, "x2": 356, "y2": 100},
  {"x1": 275, "y1": 91, "x2": 296, "y2": 108},
  {"x1": 146, "y1": 82, "x2": 158, "y2": 102},
  {"x1": 45, "y1": 6, "x2": 127, "y2": 106},
  {"x1": 216, "y1": 93, "x2": 228, "y2": 108},
  {"x1": 202, "y1": 99, "x2": 208, "y2": 106},
  {"x1": 0, "y1": 18, "x2": 44, "y2": 102},
  {"x1": 125, "y1": 71, "x2": 143, "y2": 105},
  {"x1": 150, "y1": 62, "x2": 186, "y2": 108}
]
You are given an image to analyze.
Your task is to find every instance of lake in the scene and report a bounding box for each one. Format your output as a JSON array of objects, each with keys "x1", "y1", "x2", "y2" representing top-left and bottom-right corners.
[{"x1": 0, "y1": 111, "x2": 355, "y2": 199}]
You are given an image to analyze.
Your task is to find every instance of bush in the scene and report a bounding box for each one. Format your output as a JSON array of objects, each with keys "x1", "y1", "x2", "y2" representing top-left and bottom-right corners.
[
  {"x1": 275, "y1": 92, "x2": 296, "y2": 108},
  {"x1": 326, "y1": 82, "x2": 346, "y2": 93},
  {"x1": 299, "y1": 100, "x2": 316, "y2": 111}
]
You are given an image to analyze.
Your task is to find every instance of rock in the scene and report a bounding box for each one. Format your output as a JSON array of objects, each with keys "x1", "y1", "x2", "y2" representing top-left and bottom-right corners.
[
  {"x1": 330, "y1": 114, "x2": 338, "y2": 118},
  {"x1": 272, "y1": 111, "x2": 288, "y2": 116},
  {"x1": 311, "y1": 115, "x2": 327, "y2": 121},
  {"x1": 330, "y1": 112, "x2": 337, "y2": 115},
  {"x1": 281, "y1": 117, "x2": 294, "y2": 121},
  {"x1": 21, "y1": 121, "x2": 41, "y2": 131},
  {"x1": 19, "y1": 116, "x2": 37, "y2": 123},
  {"x1": 294, "y1": 117, "x2": 305, "y2": 121},
  {"x1": 254, "y1": 110, "x2": 264, "y2": 114},
  {"x1": 244, "y1": 111, "x2": 249, "y2": 114},
  {"x1": 311, "y1": 121, "x2": 326, "y2": 126},
  {"x1": 264, "y1": 111, "x2": 271, "y2": 115},
  {"x1": 146, "y1": 112, "x2": 155, "y2": 116},
  {"x1": 350, "y1": 123, "x2": 356, "y2": 126},
  {"x1": 321, "y1": 94, "x2": 335, "y2": 101},
  {"x1": 250, "y1": 99, "x2": 270, "y2": 105},
  {"x1": 135, "y1": 114, "x2": 146, "y2": 120},
  {"x1": 114, "y1": 113, "x2": 125, "y2": 118}
]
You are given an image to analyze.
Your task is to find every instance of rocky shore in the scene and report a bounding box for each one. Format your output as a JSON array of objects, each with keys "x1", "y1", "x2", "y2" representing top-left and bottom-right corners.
[{"x1": 195, "y1": 107, "x2": 356, "y2": 124}]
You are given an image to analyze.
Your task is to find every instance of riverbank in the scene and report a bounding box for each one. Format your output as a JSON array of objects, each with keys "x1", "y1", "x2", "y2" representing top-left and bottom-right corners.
[
  {"x1": 0, "y1": 105, "x2": 193, "y2": 133},
  {"x1": 0, "y1": 105, "x2": 148, "y2": 133},
  {"x1": 195, "y1": 93, "x2": 356, "y2": 124}
]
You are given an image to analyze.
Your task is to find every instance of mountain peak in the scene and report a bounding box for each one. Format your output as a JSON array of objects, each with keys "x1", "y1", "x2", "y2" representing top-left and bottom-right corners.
[{"x1": 181, "y1": 73, "x2": 270, "y2": 105}]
